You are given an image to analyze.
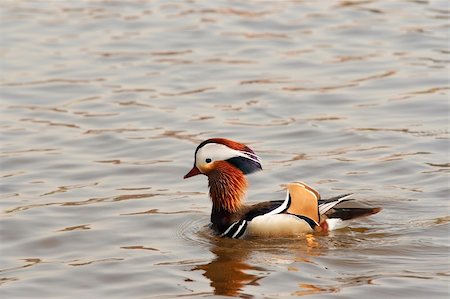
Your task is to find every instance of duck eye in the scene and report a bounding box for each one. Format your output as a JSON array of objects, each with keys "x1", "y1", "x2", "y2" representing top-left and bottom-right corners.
[{"x1": 205, "y1": 158, "x2": 212, "y2": 163}]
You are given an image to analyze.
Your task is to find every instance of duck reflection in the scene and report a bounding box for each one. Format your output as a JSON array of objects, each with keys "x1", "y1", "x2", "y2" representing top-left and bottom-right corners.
[
  {"x1": 193, "y1": 238, "x2": 263, "y2": 297},
  {"x1": 193, "y1": 234, "x2": 327, "y2": 297}
]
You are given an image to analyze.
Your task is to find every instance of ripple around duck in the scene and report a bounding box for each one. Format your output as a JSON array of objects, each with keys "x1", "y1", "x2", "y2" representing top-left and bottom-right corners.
[
  {"x1": 1, "y1": 0, "x2": 449, "y2": 298},
  {"x1": 177, "y1": 215, "x2": 214, "y2": 248}
]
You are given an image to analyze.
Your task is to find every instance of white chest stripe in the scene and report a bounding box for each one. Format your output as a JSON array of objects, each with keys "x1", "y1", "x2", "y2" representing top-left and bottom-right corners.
[
  {"x1": 219, "y1": 221, "x2": 239, "y2": 237},
  {"x1": 232, "y1": 221, "x2": 247, "y2": 238},
  {"x1": 219, "y1": 220, "x2": 247, "y2": 239}
]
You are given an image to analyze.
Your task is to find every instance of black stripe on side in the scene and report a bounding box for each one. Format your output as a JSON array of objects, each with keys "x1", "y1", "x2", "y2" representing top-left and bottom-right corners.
[
  {"x1": 222, "y1": 220, "x2": 245, "y2": 238},
  {"x1": 233, "y1": 220, "x2": 248, "y2": 239},
  {"x1": 290, "y1": 214, "x2": 318, "y2": 230},
  {"x1": 242, "y1": 200, "x2": 284, "y2": 221},
  {"x1": 218, "y1": 221, "x2": 238, "y2": 237}
]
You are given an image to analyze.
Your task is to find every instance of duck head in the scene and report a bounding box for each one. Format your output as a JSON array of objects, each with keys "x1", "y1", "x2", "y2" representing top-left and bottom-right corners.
[
  {"x1": 184, "y1": 138, "x2": 262, "y2": 213},
  {"x1": 184, "y1": 138, "x2": 262, "y2": 179}
]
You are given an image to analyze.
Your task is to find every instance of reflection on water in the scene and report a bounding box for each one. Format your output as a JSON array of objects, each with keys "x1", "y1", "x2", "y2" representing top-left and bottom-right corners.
[
  {"x1": 193, "y1": 234, "x2": 336, "y2": 297},
  {"x1": 1, "y1": 0, "x2": 449, "y2": 298},
  {"x1": 194, "y1": 239, "x2": 263, "y2": 297}
]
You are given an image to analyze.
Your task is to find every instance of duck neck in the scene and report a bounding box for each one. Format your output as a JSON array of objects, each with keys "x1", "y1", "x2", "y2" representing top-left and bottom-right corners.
[{"x1": 207, "y1": 162, "x2": 248, "y2": 214}]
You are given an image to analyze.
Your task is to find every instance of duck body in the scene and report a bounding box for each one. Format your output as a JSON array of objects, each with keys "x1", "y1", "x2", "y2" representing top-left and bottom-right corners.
[{"x1": 184, "y1": 138, "x2": 381, "y2": 239}]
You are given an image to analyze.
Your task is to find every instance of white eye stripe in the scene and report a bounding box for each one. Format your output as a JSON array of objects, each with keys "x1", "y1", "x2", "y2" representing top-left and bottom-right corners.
[
  {"x1": 238, "y1": 151, "x2": 262, "y2": 164},
  {"x1": 195, "y1": 143, "x2": 261, "y2": 167}
]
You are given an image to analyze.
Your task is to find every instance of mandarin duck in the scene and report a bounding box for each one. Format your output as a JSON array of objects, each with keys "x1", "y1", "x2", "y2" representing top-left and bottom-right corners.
[{"x1": 184, "y1": 138, "x2": 381, "y2": 239}]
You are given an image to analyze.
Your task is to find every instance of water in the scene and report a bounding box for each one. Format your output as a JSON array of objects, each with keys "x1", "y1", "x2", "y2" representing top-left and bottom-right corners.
[{"x1": 1, "y1": 1, "x2": 449, "y2": 298}]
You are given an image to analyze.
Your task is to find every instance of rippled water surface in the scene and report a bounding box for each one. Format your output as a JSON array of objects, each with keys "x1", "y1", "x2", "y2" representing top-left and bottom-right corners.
[{"x1": 1, "y1": 1, "x2": 449, "y2": 298}]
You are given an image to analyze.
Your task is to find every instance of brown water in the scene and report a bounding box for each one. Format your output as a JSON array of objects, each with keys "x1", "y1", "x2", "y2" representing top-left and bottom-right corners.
[{"x1": 1, "y1": 1, "x2": 449, "y2": 298}]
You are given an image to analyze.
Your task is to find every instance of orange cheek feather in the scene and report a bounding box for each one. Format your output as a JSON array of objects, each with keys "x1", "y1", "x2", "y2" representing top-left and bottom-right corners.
[{"x1": 208, "y1": 161, "x2": 247, "y2": 213}]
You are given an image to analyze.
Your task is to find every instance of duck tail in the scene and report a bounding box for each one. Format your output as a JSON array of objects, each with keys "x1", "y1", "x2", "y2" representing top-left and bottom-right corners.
[
  {"x1": 326, "y1": 206, "x2": 381, "y2": 221},
  {"x1": 318, "y1": 196, "x2": 381, "y2": 232}
]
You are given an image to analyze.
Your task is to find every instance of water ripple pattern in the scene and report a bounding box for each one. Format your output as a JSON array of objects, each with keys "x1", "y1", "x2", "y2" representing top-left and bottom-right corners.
[{"x1": 1, "y1": 1, "x2": 449, "y2": 298}]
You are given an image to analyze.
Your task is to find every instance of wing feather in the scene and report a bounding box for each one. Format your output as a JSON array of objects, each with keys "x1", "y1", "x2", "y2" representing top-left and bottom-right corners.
[
  {"x1": 286, "y1": 182, "x2": 320, "y2": 223},
  {"x1": 318, "y1": 193, "x2": 353, "y2": 215}
]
